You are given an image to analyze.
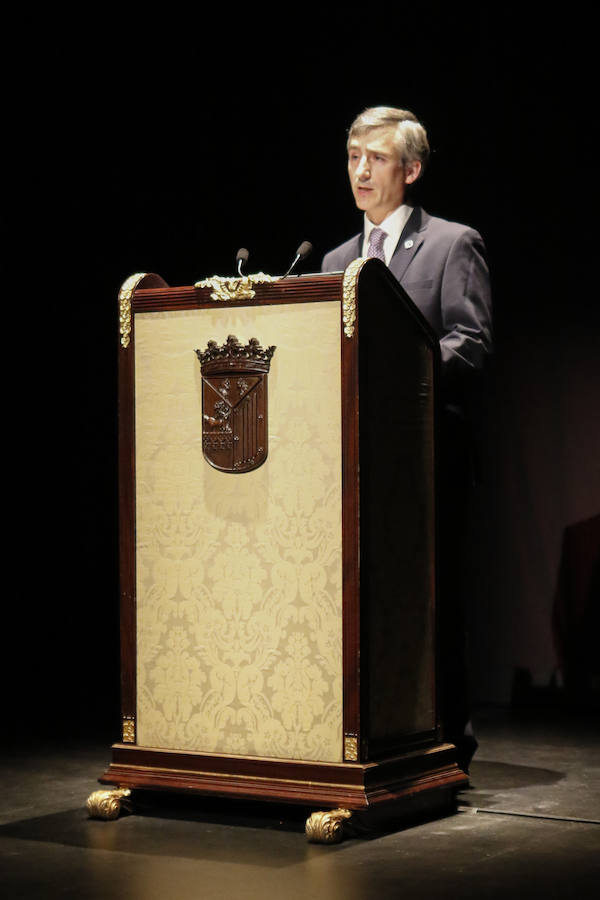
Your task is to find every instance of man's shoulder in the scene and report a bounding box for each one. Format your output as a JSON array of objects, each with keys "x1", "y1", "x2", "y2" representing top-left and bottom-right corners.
[
  {"x1": 419, "y1": 210, "x2": 483, "y2": 243},
  {"x1": 321, "y1": 233, "x2": 361, "y2": 272}
]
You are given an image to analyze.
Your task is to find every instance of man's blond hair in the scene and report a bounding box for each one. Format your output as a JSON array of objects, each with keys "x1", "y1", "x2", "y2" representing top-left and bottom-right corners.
[{"x1": 347, "y1": 106, "x2": 430, "y2": 173}]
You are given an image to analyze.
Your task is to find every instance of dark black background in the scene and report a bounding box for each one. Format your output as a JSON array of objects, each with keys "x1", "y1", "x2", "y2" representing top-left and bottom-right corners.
[{"x1": 8, "y1": 10, "x2": 598, "y2": 745}]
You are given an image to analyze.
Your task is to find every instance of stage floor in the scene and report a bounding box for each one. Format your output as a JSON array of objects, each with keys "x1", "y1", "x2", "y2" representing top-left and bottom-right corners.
[{"x1": 1, "y1": 707, "x2": 599, "y2": 899}]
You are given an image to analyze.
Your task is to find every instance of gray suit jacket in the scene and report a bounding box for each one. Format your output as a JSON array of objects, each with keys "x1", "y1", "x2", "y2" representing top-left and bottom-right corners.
[{"x1": 321, "y1": 207, "x2": 493, "y2": 396}]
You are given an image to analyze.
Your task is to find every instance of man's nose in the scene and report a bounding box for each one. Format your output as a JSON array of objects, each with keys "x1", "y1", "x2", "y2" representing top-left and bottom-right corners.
[{"x1": 356, "y1": 156, "x2": 370, "y2": 180}]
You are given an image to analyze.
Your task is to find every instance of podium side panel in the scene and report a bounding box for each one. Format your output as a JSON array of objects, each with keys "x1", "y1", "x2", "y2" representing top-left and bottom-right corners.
[
  {"x1": 133, "y1": 301, "x2": 343, "y2": 762},
  {"x1": 358, "y1": 269, "x2": 437, "y2": 754}
]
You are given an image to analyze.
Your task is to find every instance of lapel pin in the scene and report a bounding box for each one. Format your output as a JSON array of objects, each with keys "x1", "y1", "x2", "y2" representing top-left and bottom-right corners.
[{"x1": 404, "y1": 239, "x2": 414, "y2": 249}]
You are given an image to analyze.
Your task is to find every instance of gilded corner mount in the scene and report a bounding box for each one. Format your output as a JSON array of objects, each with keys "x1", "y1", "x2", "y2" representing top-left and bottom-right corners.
[
  {"x1": 118, "y1": 273, "x2": 148, "y2": 349},
  {"x1": 342, "y1": 257, "x2": 367, "y2": 338},
  {"x1": 122, "y1": 715, "x2": 135, "y2": 743},
  {"x1": 344, "y1": 735, "x2": 358, "y2": 761}
]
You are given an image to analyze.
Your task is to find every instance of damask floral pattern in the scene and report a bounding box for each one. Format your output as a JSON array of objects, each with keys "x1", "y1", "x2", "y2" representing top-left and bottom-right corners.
[{"x1": 135, "y1": 303, "x2": 343, "y2": 762}]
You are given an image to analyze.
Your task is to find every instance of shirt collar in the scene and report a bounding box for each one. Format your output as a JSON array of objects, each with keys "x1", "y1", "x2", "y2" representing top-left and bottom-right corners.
[{"x1": 363, "y1": 204, "x2": 413, "y2": 262}]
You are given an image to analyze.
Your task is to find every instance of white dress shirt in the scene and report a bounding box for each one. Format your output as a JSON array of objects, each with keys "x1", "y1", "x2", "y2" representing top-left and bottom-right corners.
[{"x1": 361, "y1": 204, "x2": 414, "y2": 265}]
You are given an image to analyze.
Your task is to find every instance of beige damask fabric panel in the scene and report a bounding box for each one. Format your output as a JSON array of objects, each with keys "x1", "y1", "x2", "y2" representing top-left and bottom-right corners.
[{"x1": 134, "y1": 301, "x2": 343, "y2": 762}]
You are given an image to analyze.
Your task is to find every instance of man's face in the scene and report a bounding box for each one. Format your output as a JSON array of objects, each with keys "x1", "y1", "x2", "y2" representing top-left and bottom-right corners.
[{"x1": 347, "y1": 127, "x2": 420, "y2": 224}]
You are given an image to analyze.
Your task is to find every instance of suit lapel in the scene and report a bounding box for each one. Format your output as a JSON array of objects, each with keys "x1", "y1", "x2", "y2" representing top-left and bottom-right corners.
[{"x1": 389, "y1": 207, "x2": 429, "y2": 283}]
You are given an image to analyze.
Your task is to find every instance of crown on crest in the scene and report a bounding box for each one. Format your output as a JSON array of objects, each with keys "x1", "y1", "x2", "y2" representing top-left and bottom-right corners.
[{"x1": 195, "y1": 335, "x2": 276, "y2": 374}]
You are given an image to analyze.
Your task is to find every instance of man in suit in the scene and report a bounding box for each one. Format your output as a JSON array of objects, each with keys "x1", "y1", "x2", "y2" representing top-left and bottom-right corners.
[
  {"x1": 322, "y1": 106, "x2": 492, "y2": 403},
  {"x1": 322, "y1": 106, "x2": 493, "y2": 771}
]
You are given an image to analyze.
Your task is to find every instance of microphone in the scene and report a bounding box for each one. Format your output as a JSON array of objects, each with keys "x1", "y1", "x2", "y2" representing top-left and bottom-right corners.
[
  {"x1": 236, "y1": 247, "x2": 249, "y2": 276},
  {"x1": 281, "y1": 241, "x2": 312, "y2": 278}
]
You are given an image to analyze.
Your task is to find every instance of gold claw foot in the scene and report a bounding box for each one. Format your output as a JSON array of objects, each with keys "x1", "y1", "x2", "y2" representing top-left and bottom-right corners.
[
  {"x1": 86, "y1": 788, "x2": 132, "y2": 821},
  {"x1": 305, "y1": 808, "x2": 352, "y2": 844}
]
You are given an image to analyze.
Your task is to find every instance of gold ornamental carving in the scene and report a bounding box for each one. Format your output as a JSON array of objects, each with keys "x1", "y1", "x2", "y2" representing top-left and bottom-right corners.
[
  {"x1": 342, "y1": 257, "x2": 367, "y2": 338},
  {"x1": 122, "y1": 716, "x2": 135, "y2": 743},
  {"x1": 344, "y1": 735, "x2": 358, "y2": 761},
  {"x1": 118, "y1": 273, "x2": 148, "y2": 349},
  {"x1": 305, "y1": 808, "x2": 352, "y2": 844},
  {"x1": 195, "y1": 273, "x2": 277, "y2": 302},
  {"x1": 86, "y1": 788, "x2": 132, "y2": 820}
]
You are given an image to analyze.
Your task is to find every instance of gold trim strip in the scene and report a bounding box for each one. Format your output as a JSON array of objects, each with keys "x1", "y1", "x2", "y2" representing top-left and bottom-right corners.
[
  {"x1": 115, "y1": 743, "x2": 358, "y2": 767},
  {"x1": 342, "y1": 257, "x2": 367, "y2": 338}
]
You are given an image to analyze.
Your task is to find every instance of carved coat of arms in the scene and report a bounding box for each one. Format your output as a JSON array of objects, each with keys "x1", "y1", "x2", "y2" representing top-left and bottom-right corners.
[{"x1": 195, "y1": 335, "x2": 276, "y2": 473}]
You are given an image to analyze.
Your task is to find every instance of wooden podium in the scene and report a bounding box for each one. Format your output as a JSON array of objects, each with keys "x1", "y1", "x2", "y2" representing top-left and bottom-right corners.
[{"x1": 88, "y1": 259, "x2": 467, "y2": 842}]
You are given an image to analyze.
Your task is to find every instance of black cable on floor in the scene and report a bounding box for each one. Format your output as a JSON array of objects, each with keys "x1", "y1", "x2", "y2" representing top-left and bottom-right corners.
[{"x1": 458, "y1": 805, "x2": 600, "y2": 825}]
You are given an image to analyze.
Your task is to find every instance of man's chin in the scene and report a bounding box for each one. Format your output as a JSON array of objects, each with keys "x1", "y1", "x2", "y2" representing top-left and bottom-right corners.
[{"x1": 354, "y1": 197, "x2": 374, "y2": 214}]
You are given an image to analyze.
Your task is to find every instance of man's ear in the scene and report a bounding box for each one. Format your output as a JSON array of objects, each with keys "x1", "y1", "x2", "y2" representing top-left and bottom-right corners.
[{"x1": 404, "y1": 160, "x2": 422, "y2": 185}]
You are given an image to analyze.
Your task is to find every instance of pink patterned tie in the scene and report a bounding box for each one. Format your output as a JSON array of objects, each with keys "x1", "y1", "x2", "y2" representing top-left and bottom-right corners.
[{"x1": 367, "y1": 227, "x2": 387, "y2": 262}]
